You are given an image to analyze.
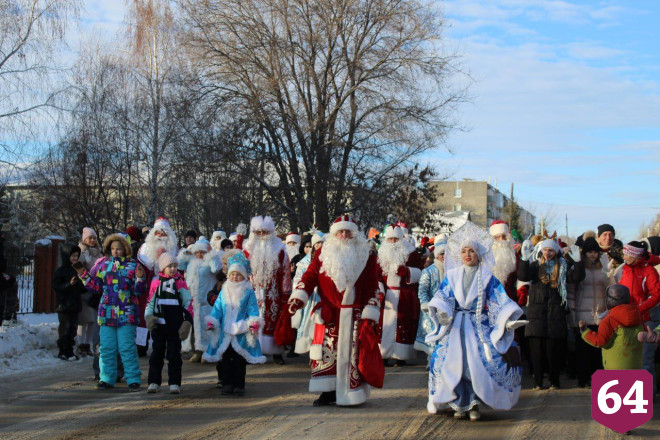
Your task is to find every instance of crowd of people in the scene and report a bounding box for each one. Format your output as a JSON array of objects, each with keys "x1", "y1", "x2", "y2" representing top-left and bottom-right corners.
[{"x1": 49, "y1": 214, "x2": 660, "y2": 419}]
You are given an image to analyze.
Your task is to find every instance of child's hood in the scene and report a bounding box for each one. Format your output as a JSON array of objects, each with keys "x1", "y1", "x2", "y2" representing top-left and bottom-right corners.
[{"x1": 609, "y1": 303, "x2": 643, "y2": 327}]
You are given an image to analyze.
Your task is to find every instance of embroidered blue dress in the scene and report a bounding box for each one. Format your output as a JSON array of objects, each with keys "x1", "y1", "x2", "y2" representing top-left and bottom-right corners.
[
  {"x1": 415, "y1": 262, "x2": 444, "y2": 355},
  {"x1": 426, "y1": 265, "x2": 523, "y2": 413}
]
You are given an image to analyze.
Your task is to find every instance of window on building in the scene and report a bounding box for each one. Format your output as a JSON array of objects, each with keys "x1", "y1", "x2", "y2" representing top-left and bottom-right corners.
[
  {"x1": 453, "y1": 204, "x2": 461, "y2": 211},
  {"x1": 454, "y1": 188, "x2": 462, "y2": 198}
]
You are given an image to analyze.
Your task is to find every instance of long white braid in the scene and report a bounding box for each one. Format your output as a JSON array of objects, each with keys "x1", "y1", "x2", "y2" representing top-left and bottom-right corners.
[{"x1": 475, "y1": 264, "x2": 492, "y2": 362}]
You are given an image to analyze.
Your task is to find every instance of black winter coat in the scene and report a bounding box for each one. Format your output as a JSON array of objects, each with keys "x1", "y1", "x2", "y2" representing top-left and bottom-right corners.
[
  {"x1": 53, "y1": 244, "x2": 86, "y2": 314},
  {"x1": 518, "y1": 259, "x2": 585, "y2": 339}
]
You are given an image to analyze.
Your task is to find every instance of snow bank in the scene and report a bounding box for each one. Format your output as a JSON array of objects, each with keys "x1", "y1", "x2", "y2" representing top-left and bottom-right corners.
[{"x1": 0, "y1": 315, "x2": 65, "y2": 377}]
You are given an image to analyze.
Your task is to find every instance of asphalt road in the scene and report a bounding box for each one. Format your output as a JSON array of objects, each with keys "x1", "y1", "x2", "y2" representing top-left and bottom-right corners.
[{"x1": 1, "y1": 351, "x2": 658, "y2": 439}]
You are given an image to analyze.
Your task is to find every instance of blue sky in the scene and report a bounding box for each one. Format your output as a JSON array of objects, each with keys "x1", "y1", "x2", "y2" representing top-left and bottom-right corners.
[
  {"x1": 432, "y1": 0, "x2": 660, "y2": 242},
  {"x1": 73, "y1": 1, "x2": 659, "y2": 242}
]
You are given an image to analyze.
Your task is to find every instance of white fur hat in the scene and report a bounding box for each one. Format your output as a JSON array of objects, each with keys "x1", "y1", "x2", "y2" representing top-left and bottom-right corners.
[
  {"x1": 489, "y1": 220, "x2": 509, "y2": 237},
  {"x1": 311, "y1": 232, "x2": 324, "y2": 247},
  {"x1": 250, "y1": 216, "x2": 275, "y2": 233},
  {"x1": 540, "y1": 239, "x2": 560, "y2": 253},
  {"x1": 211, "y1": 230, "x2": 227, "y2": 241},
  {"x1": 384, "y1": 225, "x2": 404, "y2": 240},
  {"x1": 190, "y1": 237, "x2": 211, "y2": 254},
  {"x1": 434, "y1": 243, "x2": 446, "y2": 257},
  {"x1": 286, "y1": 232, "x2": 301, "y2": 244},
  {"x1": 153, "y1": 217, "x2": 171, "y2": 231},
  {"x1": 330, "y1": 215, "x2": 358, "y2": 235}
]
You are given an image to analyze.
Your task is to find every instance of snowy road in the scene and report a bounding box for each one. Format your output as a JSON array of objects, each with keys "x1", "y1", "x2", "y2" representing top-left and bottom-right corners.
[{"x1": 0, "y1": 352, "x2": 658, "y2": 440}]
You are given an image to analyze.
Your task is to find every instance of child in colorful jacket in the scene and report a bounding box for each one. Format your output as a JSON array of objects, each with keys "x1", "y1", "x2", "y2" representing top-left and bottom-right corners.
[
  {"x1": 75, "y1": 234, "x2": 146, "y2": 391},
  {"x1": 145, "y1": 253, "x2": 194, "y2": 394},
  {"x1": 203, "y1": 253, "x2": 265, "y2": 396},
  {"x1": 580, "y1": 284, "x2": 643, "y2": 370}
]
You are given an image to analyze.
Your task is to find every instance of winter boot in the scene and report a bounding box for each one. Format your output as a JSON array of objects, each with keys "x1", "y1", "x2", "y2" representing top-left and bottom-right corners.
[
  {"x1": 189, "y1": 351, "x2": 202, "y2": 363},
  {"x1": 273, "y1": 354, "x2": 285, "y2": 365}
]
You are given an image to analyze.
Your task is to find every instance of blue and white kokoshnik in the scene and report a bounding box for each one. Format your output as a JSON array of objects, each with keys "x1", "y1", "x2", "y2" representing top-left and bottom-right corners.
[{"x1": 426, "y1": 265, "x2": 523, "y2": 413}]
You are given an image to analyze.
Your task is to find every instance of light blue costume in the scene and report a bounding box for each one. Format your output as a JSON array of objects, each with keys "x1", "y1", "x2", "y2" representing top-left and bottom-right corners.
[
  {"x1": 426, "y1": 265, "x2": 523, "y2": 413},
  {"x1": 202, "y1": 253, "x2": 266, "y2": 364},
  {"x1": 415, "y1": 262, "x2": 444, "y2": 355}
]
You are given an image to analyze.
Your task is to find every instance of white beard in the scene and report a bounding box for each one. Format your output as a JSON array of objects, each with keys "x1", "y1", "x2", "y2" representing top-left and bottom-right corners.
[
  {"x1": 378, "y1": 241, "x2": 410, "y2": 276},
  {"x1": 286, "y1": 244, "x2": 299, "y2": 261},
  {"x1": 212, "y1": 239, "x2": 223, "y2": 252},
  {"x1": 492, "y1": 239, "x2": 517, "y2": 283},
  {"x1": 246, "y1": 234, "x2": 282, "y2": 287},
  {"x1": 140, "y1": 227, "x2": 178, "y2": 270},
  {"x1": 223, "y1": 280, "x2": 249, "y2": 308},
  {"x1": 433, "y1": 258, "x2": 444, "y2": 277},
  {"x1": 320, "y1": 234, "x2": 370, "y2": 293}
]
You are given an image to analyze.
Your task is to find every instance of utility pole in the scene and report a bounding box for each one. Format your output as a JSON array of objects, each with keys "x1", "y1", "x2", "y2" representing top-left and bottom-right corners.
[{"x1": 509, "y1": 182, "x2": 514, "y2": 228}]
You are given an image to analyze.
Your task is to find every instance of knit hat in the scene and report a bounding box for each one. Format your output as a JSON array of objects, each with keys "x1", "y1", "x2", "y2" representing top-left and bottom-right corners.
[
  {"x1": 158, "y1": 252, "x2": 178, "y2": 272},
  {"x1": 82, "y1": 227, "x2": 97, "y2": 242},
  {"x1": 597, "y1": 224, "x2": 615, "y2": 237},
  {"x1": 125, "y1": 226, "x2": 141, "y2": 243},
  {"x1": 606, "y1": 284, "x2": 630, "y2": 310},
  {"x1": 220, "y1": 238, "x2": 234, "y2": 250},
  {"x1": 623, "y1": 241, "x2": 647, "y2": 258},
  {"x1": 581, "y1": 237, "x2": 600, "y2": 254},
  {"x1": 489, "y1": 220, "x2": 508, "y2": 237}
]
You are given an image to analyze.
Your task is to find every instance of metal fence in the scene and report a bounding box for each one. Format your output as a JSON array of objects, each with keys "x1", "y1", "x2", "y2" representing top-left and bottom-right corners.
[{"x1": 5, "y1": 252, "x2": 36, "y2": 315}]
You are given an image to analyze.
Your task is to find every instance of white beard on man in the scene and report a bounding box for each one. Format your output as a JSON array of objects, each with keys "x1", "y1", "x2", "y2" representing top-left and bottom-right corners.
[
  {"x1": 244, "y1": 225, "x2": 292, "y2": 358},
  {"x1": 377, "y1": 226, "x2": 423, "y2": 363},
  {"x1": 285, "y1": 243, "x2": 299, "y2": 261},
  {"x1": 492, "y1": 239, "x2": 517, "y2": 285}
]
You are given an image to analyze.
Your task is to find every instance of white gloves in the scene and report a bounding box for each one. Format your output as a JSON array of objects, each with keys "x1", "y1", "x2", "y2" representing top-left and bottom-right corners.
[
  {"x1": 521, "y1": 240, "x2": 534, "y2": 262},
  {"x1": 506, "y1": 320, "x2": 529, "y2": 331},
  {"x1": 566, "y1": 245, "x2": 581, "y2": 262}
]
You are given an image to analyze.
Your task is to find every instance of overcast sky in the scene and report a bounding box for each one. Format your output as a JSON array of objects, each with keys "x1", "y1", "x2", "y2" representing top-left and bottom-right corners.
[{"x1": 74, "y1": 1, "x2": 660, "y2": 242}]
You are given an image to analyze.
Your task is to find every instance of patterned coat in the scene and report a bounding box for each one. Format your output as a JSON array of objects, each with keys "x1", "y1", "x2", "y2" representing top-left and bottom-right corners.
[
  {"x1": 415, "y1": 262, "x2": 444, "y2": 354},
  {"x1": 80, "y1": 257, "x2": 146, "y2": 327}
]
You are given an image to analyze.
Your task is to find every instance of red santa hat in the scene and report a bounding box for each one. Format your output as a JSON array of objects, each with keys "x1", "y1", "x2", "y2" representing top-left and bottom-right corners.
[
  {"x1": 285, "y1": 231, "x2": 301, "y2": 244},
  {"x1": 330, "y1": 215, "x2": 358, "y2": 235},
  {"x1": 250, "y1": 215, "x2": 275, "y2": 233},
  {"x1": 153, "y1": 217, "x2": 171, "y2": 232},
  {"x1": 489, "y1": 220, "x2": 509, "y2": 237},
  {"x1": 384, "y1": 225, "x2": 404, "y2": 239}
]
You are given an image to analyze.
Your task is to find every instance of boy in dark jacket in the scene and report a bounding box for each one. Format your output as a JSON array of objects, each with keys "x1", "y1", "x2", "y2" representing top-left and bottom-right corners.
[{"x1": 53, "y1": 244, "x2": 86, "y2": 360}]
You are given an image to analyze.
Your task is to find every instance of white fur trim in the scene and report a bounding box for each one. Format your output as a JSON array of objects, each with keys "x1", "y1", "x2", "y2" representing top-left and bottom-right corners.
[
  {"x1": 227, "y1": 263, "x2": 247, "y2": 279},
  {"x1": 381, "y1": 341, "x2": 416, "y2": 360},
  {"x1": 330, "y1": 221, "x2": 358, "y2": 235},
  {"x1": 414, "y1": 340, "x2": 433, "y2": 355},
  {"x1": 286, "y1": 233, "x2": 301, "y2": 244},
  {"x1": 361, "y1": 304, "x2": 380, "y2": 322},
  {"x1": 408, "y1": 267, "x2": 422, "y2": 284},
  {"x1": 309, "y1": 344, "x2": 323, "y2": 360},
  {"x1": 291, "y1": 309, "x2": 303, "y2": 329},
  {"x1": 289, "y1": 289, "x2": 310, "y2": 307},
  {"x1": 489, "y1": 223, "x2": 508, "y2": 237},
  {"x1": 205, "y1": 315, "x2": 221, "y2": 348},
  {"x1": 259, "y1": 334, "x2": 284, "y2": 355},
  {"x1": 250, "y1": 216, "x2": 275, "y2": 232},
  {"x1": 311, "y1": 233, "x2": 324, "y2": 246},
  {"x1": 309, "y1": 375, "x2": 337, "y2": 393},
  {"x1": 384, "y1": 226, "x2": 404, "y2": 239},
  {"x1": 230, "y1": 338, "x2": 266, "y2": 364}
]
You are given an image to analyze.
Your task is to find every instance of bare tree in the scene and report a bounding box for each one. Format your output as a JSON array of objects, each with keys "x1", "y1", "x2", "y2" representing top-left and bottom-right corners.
[
  {"x1": 0, "y1": 0, "x2": 80, "y2": 164},
  {"x1": 180, "y1": 0, "x2": 465, "y2": 230}
]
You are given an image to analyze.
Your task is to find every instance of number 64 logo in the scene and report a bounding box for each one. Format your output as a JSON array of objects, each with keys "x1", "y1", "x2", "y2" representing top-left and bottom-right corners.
[{"x1": 592, "y1": 370, "x2": 653, "y2": 433}]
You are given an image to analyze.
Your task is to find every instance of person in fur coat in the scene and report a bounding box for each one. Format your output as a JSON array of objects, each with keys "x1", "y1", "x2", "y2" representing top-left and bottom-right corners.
[
  {"x1": 203, "y1": 253, "x2": 266, "y2": 396},
  {"x1": 415, "y1": 236, "x2": 446, "y2": 362},
  {"x1": 77, "y1": 227, "x2": 102, "y2": 357},
  {"x1": 184, "y1": 237, "x2": 221, "y2": 362}
]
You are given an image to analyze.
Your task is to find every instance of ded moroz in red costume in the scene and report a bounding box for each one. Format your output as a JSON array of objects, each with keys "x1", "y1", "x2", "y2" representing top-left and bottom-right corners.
[
  {"x1": 289, "y1": 215, "x2": 382, "y2": 406},
  {"x1": 377, "y1": 225, "x2": 424, "y2": 361}
]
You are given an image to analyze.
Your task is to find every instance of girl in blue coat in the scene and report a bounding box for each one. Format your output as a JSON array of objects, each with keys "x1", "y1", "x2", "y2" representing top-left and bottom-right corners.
[{"x1": 203, "y1": 253, "x2": 265, "y2": 396}]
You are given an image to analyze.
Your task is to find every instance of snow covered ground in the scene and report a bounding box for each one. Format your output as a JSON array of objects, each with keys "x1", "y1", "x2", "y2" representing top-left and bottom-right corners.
[{"x1": 0, "y1": 314, "x2": 82, "y2": 378}]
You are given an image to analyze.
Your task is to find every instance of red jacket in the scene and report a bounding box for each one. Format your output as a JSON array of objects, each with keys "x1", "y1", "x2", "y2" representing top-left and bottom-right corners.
[
  {"x1": 619, "y1": 260, "x2": 660, "y2": 322},
  {"x1": 583, "y1": 303, "x2": 643, "y2": 347}
]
